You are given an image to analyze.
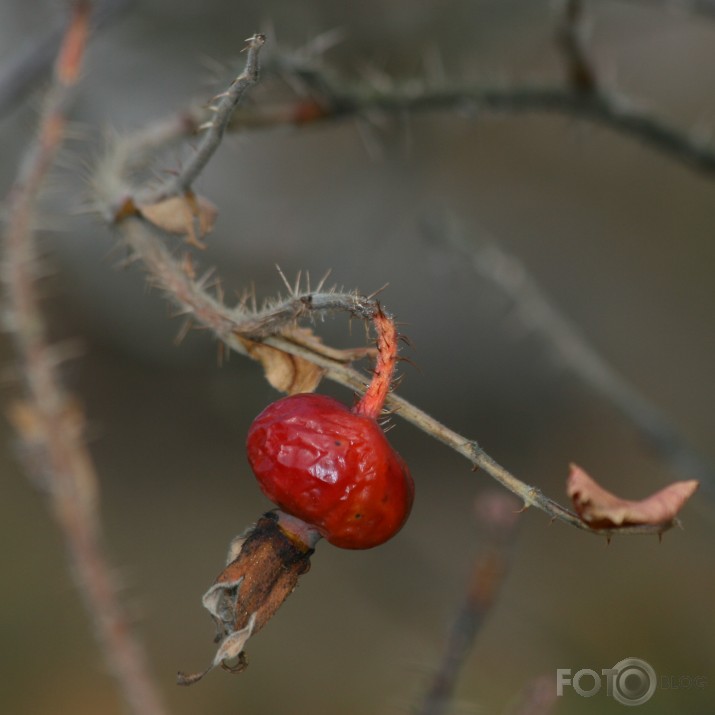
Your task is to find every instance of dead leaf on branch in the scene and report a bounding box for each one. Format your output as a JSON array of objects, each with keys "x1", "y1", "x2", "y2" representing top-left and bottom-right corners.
[
  {"x1": 137, "y1": 192, "x2": 217, "y2": 249},
  {"x1": 238, "y1": 325, "x2": 379, "y2": 395},
  {"x1": 566, "y1": 463, "x2": 699, "y2": 529},
  {"x1": 239, "y1": 334, "x2": 326, "y2": 394}
]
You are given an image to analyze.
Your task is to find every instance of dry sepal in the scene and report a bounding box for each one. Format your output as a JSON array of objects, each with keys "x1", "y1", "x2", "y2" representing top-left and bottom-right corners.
[{"x1": 177, "y1": 513, "x2": 315, "y2": 685}]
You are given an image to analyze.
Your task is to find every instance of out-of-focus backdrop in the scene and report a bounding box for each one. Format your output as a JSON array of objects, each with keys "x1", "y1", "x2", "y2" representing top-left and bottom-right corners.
[{"x1": 2, "y1": 1, "x2": 714, "y2": 714}]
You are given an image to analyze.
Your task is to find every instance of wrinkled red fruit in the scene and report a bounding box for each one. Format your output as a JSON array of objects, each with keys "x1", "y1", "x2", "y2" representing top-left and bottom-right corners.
[{"x1": 246, "y1": 393, "x2": 414, "y2": 549}]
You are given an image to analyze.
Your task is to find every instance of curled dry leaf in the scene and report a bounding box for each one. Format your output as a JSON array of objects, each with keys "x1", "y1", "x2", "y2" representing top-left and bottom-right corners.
[
  {"x1": 137, "y1": 191, "x2": 217, "y2": 249},
  {"x1": 567, "y1": 463, "x2": 699, "y2": 529},
  {"x1": 238, "y1": 325, "x2": 377, "y2": 395},
  {"x1": 239, "y1": 333, "x2": 326, "y2": 395}
]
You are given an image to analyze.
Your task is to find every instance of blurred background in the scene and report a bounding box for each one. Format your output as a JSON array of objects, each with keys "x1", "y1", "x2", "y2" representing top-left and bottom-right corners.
[{"x1": 1, "y1": 1, "x2": 714, "y2": 714}]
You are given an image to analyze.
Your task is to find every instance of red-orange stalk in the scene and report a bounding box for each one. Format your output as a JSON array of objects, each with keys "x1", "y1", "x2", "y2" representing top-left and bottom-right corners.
[{"x1": 352, "y1": 306, "x2": 398, "y2": 419}]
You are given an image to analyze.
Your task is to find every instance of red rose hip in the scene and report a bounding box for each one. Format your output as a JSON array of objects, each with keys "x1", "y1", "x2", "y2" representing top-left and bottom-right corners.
[{"x1": 247, "y1": 393, "x2": 414, "y2": 549}]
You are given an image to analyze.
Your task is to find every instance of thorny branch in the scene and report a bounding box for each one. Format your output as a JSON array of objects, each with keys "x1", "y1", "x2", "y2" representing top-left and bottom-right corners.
[
  {"x1": 147, "y1": 33, "x2": 266, "y2": 203},
  {"x1": 1, "y1": 4, "x2": 167, "y2": 715},
  {"x1": 250, "y1": 71, "x2": 715, "y2": 178},
  {"x1": 135, "y1": 70, "x2": 715, "y2": 181},
  {"x1": 85, "y1": 4, "x2": 715, "y2": 188},
  {"x1": 97, "y1": 102, "x2": 690, "y2": 536},
  {"x1": 224, "y1": 0, "x2": 715, "y2": 178}
]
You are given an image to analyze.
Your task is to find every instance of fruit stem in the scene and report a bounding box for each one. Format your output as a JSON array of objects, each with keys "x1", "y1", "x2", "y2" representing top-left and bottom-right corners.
[
  {"x1": 353, "y1": 306, "x2": 398, "y2": 419},
  {"x1": 276, "y1": 510, "x2": 323, "y2": 549}
]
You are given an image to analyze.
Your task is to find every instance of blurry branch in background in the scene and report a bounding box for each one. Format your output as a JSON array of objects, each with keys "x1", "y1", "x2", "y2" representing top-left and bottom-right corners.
[
  {"x1": 230, "y1": 1, "x2": 715, "y2": 178},
  {"x1": 94, "y1": 53, "x2": 697, "y2": 537},
  {"x1": 413, "y1": 492, "x2": 526, "y2": 715},
  {"x1": 234, "y1": 73, "x2": 715, "y2": 177},
  {"x1": 0, "y1": 0, "x2": 132, "y2": 120},
  {"x1": 424, "y1": 213, "x2": 715, "y2": 496},
  {"x1": 79, "y1": 2, "x2": 715, "y2": 180},
  {"x1": 1, "y1": 4, "x2": 168, "y2": 715}
]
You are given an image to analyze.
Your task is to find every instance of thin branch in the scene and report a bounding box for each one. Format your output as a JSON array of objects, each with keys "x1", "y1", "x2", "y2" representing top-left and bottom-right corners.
[
  {"x1": 240, "y1": 7, "x2": 715, "y2": 178},
  {"x1": 414, "y1": 492, "x2": 522, "y2": 715},
  {"x1": 147, "y1": 33, "x2": 265, "y2": 203},
  {"x1": 92, "y1": 42, "x2": 715, "y2": 187},
  {"x1": 428, "y1": 216, "x2": 715, "y2": 494},
  {"x1": 1, "y1": 4, "x2": 168, "y2": 715},
  {"x1": 91, "y1": 33, "x2": 715, "y2": 185},
  {"x1": 235, "y1": 78, "x2": 715, "y2": 177}
]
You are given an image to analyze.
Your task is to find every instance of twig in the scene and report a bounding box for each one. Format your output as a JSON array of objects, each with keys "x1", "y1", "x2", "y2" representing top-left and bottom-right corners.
[
  {"x1": 237, "y1": 79, "x2": 715, "y2": 177},
  {"x1": 92, "y1": 29, "x2": 715, "y2": 186},
  {"x1": 93, "y1": 44, "x2": 715, "y2": 186},
  {"x1": 147, "y1": 34, "x2": 265, "y2": 203},
  {"x1": 239, "y1": 7, "x2": 715, "y2": 178},
  {"x1": 414, "y1": 492, "x2": 522, "y2": 715},
  {"x1": 1, "y1": 4, "x2": 168, "y2": 715},
  {"x1": 427, "y1": 217, "x2": 715, "y2": 494}
]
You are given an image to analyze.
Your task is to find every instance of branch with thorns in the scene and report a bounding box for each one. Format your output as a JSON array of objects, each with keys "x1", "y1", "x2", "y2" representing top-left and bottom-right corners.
[{"x1": 93, "y1": 35, "x2": 699, "y2": 538}]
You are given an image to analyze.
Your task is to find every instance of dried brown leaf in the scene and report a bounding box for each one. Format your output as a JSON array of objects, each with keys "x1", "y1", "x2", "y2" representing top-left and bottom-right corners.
[
  {"x1": 137, "y1": 192, "x2": 217, "y2": 249},
  {"x1": 566, "y1": 463, "x2": 699, "y2": 529},
  {"x1": 239, "y1": 335, "x2": 325, "y2": 394}
]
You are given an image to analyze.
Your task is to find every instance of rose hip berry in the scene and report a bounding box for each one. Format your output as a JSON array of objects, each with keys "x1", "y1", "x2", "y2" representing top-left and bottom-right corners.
[
  {"x1": 246, "y1": 392, "x2": 414, "y2": 549},
  {"x1": 181, "y1": 305, "x2": 413, "y2": 683}
]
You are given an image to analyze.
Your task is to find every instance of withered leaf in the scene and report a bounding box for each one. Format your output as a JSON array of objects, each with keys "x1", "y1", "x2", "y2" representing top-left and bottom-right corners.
[
  {"x1": 566, "y1": 463, "x2": 699, "y2": 529},
  {"x1": 137, "y1": 192, "x2": 217, "y2": 249},
  {"x1": 239, "y1": 335, "x2": 325, "y2": 394}
]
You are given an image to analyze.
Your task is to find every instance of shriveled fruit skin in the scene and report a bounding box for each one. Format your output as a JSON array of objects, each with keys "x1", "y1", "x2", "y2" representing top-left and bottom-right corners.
[{"x1": 247, "y1": 393, "x2": 414, "y2": 549}]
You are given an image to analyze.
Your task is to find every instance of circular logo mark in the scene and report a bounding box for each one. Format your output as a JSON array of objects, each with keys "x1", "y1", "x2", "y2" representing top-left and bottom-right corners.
[{"x1": 611, "y1": 658, "x2": 657, "y2": 706}]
